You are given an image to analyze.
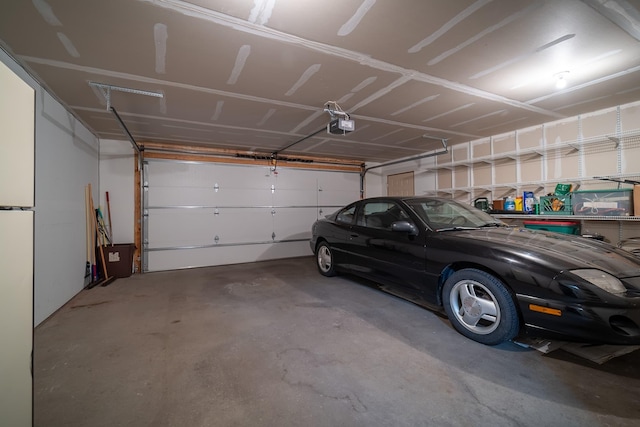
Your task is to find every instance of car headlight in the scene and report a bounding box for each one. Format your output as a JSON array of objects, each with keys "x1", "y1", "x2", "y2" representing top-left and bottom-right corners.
[{"x1": 571, "y1": 269, "x2": 626, "y2": 295}]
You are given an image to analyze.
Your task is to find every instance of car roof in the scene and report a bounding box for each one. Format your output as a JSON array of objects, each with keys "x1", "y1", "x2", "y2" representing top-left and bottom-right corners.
[{"x1": 359, "y1": 196, "x2": 450, "y2": 203}]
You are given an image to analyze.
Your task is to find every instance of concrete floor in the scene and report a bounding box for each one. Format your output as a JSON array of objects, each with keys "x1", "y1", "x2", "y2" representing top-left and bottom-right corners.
[{"x1": 35, "y1": 257, "x2": 640, "y2": 426}]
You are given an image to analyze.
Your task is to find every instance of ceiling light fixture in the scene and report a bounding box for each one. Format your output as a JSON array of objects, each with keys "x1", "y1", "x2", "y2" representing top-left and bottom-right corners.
[{"x1": 554, "y1": 71, "x2": 569, "y2": 89}]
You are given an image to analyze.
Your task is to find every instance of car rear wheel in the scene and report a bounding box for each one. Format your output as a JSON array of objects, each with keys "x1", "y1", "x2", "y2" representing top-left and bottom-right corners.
[
  {"x1": 443, "y1": 268, "x2": 519, "y2": 345},
  {"x1": 316, "y1": 242, "x2": 337, "y2": 277}
]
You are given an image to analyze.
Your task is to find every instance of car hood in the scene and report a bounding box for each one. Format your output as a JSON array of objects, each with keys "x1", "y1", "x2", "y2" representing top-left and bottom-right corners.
[{"x1": 446, "y1": 227, "x2": 640, "y2": 278}]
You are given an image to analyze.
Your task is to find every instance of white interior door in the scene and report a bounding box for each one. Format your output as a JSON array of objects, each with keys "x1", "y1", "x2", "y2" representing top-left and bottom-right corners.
[{"x1": 387, "y1": 171, "x2": 415, "y2": 196}]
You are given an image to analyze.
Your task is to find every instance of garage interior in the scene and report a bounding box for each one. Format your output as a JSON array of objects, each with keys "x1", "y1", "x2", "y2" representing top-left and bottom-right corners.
[{"x1": 1, "y1": 0, "x2": 640, "y2": 425}]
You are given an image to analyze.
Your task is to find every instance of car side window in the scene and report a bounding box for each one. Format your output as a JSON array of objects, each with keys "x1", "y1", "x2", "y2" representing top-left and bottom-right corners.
[
  {"x1": 359, "y1": 201, "x2": 411, "y2": 230},
  {"x1": 336, "y1": 205, "x2": 357, "y2": 225}
]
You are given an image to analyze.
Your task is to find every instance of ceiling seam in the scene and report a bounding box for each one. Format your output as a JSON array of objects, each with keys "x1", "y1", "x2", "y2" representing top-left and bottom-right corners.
[
  {"x1": 20, "y1": 55, "x2": 319, "y2": 112},
  {"x1": 137, "y1": 0, "x2": 566, "y2": 119},
  {"x1": 74, "y1": 105, "x2": 479, "y2": 144}
]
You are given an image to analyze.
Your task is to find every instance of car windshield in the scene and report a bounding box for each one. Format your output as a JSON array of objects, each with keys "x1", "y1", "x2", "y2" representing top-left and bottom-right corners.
[{"x1": 405, "y1": 198, "x2": 503, "y2": 231}]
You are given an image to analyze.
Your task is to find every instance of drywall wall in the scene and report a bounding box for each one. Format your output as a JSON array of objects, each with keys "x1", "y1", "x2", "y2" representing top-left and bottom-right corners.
[
  {"x1": 0, "y1": 49, "x2": 99, "y2": 326},
  {"x1": 98, "y1": 139, "x2": 136, "y2": 245}
]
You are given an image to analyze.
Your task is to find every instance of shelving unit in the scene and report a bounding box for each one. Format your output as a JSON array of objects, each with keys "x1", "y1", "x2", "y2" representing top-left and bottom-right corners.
[
  {"x1": 494, "y1": 214, "x2": 640, "y2": 245},
  {"x1": 428, "y1": 131, "x2": 640, "y2": 198},
  {"x1": 493, "y1": 214, "x2": 640, "y2": 222},
  {"x1": 421, "y1": 103, "x2": 640, "y2": 244}
]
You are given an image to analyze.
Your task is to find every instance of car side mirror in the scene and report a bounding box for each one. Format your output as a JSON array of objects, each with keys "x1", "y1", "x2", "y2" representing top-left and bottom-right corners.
[{"x1": 391, "y1": 220, "x2": 418, "y2": 236}]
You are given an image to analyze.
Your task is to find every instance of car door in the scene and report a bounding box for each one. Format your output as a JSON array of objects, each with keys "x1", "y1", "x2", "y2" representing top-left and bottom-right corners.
[
  {"x1": 324, "y1": 202, "x2": 360, "y2": 268},
  {"x1": 349, "y1": 200, "x2": 427, "y2": 298}
]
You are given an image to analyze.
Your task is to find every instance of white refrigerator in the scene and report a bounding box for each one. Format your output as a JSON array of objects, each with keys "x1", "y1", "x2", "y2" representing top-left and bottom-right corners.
[{"x1": 0, "y1": 58, "x2": 35, "y2": 426}]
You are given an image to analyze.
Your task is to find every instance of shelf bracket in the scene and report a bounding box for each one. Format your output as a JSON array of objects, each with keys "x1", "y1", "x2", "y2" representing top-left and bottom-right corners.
[{"x1": 607, "y1": 136, "x2": 621, "y2": 148}]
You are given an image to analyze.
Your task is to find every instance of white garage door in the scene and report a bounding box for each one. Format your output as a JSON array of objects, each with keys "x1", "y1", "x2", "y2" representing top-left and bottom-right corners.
[{"x1": 144, "y1": 159, "x2": 360, "y2": 271}]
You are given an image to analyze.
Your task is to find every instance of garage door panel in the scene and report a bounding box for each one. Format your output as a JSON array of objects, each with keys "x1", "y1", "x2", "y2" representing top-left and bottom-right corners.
[
  {"x1": 319, "y1": 191, "x2": 359, "y2": 207},
  {"x1": 213, "y1": 208, "x2": 274, "y2": 244},
  {"x1": 318, "y1": 171, "x2": 360, "y2": 189},
  {"x1": 148, "y1": 187, "x2": 274, "y2": 206},
  {"x1": 147, "y1": 161, "x2": 214, "y2": 187},
  {"x1": 273, "y1": 189, "x2": 317, "y2": 206},
  {"x1": 148, "y1": 209, "x2": 215, "y2": 247},
  {"x1": 271, "y1": 169, "x2": 318, "y2": 188},
  {"x1": 148, "y1": 208, "x2": 275, "y2": 248},
  {"x1": 273, "y1": 207, "x2": 317, "y2": 240},
  {"x1": 318, "y1": 173, "x2": 361, "y2": 206},
  {"x1": 148, "y1": 187, "x2": 216, "y2": 206},
  {"x1": 212, "y1": 188, "x2": 273, "y2": 206},
  {"x1": 148, "y1": 161, "x2": 271, "y2": 187}
]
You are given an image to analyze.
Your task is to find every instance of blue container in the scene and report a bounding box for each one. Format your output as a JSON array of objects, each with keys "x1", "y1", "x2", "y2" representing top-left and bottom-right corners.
[
  {"x1": 523, "y1": 191, "x2": 535, "y2": 213},
  {"x1": 504, "y1": 196, "x2": 515, "y2": 211}
]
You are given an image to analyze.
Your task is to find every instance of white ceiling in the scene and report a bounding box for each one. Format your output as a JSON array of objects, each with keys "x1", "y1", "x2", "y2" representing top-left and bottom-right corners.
[{"x1": 1, "y1": 0, "x2": 640, "y2": 163}]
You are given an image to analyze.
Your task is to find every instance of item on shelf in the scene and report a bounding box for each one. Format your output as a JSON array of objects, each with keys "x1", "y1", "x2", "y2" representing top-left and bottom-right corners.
[
  {"x1": 504, "y1": 196, "x2": 516, "y2": 211},
  {"x1": 523, "y1": 191, "x2": 535, "y2": 213},
  {"x1": 572, "y1": 188, "x2": 634, "y2": 216},
  {"x1": 492, "y1": 199, "x2": 504, "y2": 211},
  {"x1": 515, "y1": 196, "x2": 523, "y2": 211},
  {"x1": 554, "y1": 183, "x2": 572, "y2": 196},
  {"x1": 540, "y1": 194, "x2": 573, "y2": 215},
  {"x1": 474, "y1": 197, "x2": 490, "y2": 212}
]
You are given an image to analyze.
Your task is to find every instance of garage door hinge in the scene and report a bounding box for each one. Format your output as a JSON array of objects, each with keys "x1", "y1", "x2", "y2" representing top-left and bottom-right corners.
[
  {"x1": 214, "y1": 183, "x2": 219, "y2": 192},
  {"x1": 272, "y1": 232, "x2": 276, "y2": 241},
  {"x1": 214, "y1": 235, "x2": 219, "y2": 244}
]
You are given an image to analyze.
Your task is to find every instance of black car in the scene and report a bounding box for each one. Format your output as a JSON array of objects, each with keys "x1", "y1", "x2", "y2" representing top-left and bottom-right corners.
[{"x1": 310, "y1": 197, "x2": 640, "y2": 346}]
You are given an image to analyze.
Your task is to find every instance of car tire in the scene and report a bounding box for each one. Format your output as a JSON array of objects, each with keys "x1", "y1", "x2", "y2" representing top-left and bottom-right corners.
[
  {"x1": 442, "y1": 268, "x2": 519, "y2": 345},
  {"x1": 316, "y1": 242, "x2": 337, "y2": 277}
]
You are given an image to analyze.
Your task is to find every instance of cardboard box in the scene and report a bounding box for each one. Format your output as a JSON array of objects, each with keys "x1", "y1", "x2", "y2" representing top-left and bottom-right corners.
[
  {"x1": 572, "y1": 189, "x2": 634, "y2": 216},
  {"x1": 634, "y1": 185, "x2": 639, "y2": 216}
]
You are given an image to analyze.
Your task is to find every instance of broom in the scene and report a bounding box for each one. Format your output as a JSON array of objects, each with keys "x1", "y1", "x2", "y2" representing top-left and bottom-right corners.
[
  {"x1": 89, "y1": 189, "x2": 116, "y2": 287},
  {"x1": 84, "y1": 184, "x2": 93, "y2": 287}
]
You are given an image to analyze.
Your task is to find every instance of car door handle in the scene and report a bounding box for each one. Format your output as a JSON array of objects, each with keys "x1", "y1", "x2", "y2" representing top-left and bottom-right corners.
[{"x1": 350, "y1": 233, "x2": 359, "y2": 238}]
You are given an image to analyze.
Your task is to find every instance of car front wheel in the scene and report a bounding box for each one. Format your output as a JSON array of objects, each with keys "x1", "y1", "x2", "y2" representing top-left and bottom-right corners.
[
  {"x1": 316, "y1": 242, "x2": 337, "y2": 277},
  {"x1": 443, "y1": 268, "x2": 519, "y2": 345}
]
